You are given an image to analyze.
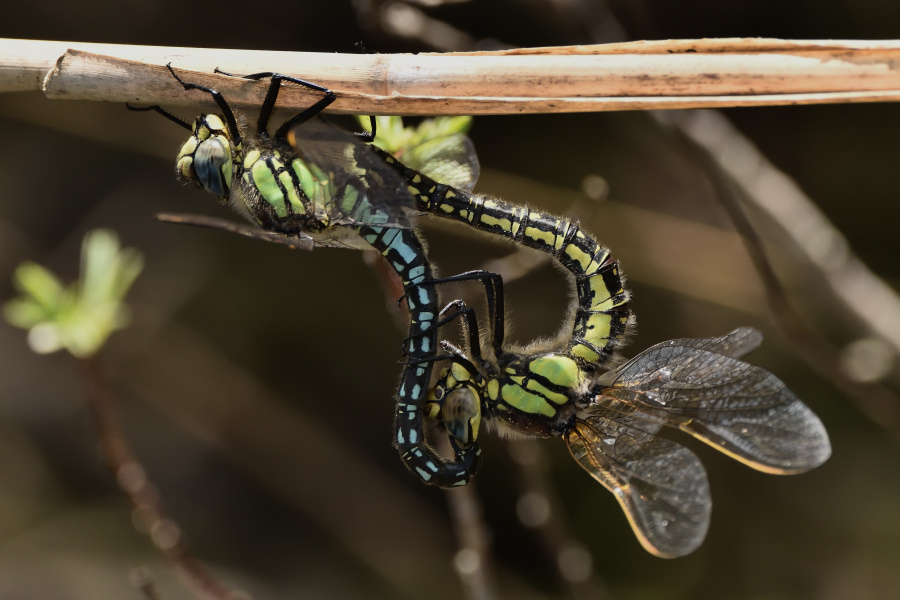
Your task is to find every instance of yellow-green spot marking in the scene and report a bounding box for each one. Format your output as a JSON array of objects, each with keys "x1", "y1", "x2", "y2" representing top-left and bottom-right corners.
[{"x1": 501, "y1": 383, "x2": 557, "y2": 417}]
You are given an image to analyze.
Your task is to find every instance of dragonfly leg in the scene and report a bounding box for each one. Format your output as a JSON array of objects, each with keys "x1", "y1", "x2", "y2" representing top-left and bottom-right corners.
[
  {"x1": 125, "y1": 103, "x2": 191, "y2": 131},
  {"x1": 403, "y1": 299, "x2": 487, "y2": 371},
  {"x1": 164, "y1": 64, "x2": 243, "y2": 148},
  {"x1": 403, "y1": 269, "x2": 505, "y2": 356},
  {"x1": 356, "y1": 115, "x2": 376, "y2": 143},
  {"x1": 210, "y1": 69, "x2": 337, "y2": 141},
  {"x1": 215, "y1": 69, "x2": 378, "y2": 142}
]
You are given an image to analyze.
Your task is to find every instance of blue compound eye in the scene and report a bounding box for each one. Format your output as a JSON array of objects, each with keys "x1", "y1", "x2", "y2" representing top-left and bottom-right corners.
[
  {"x1": 442, "y1": 386, "x2": 481, "y2": 446},
  {"x1": 193, "y1": 136, "x2": 232, "y2": 197}
]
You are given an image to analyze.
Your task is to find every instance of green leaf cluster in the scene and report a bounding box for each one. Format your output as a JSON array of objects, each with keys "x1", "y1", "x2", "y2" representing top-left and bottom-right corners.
[
  {"x1": 357, "y1": 115, "x2": 474, "y2": 155},
  {"x1": 4, "y1": 230, "x2": 144, "y2": 358}
]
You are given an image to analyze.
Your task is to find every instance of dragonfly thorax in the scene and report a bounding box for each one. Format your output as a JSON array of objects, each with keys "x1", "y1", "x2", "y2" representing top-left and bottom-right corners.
[
  {"x1": 176, "y1": 114, "x2": 239, "y2": 199},
  {"x1": 430, "y1": 351, "x2": 590, "y2": 444}
]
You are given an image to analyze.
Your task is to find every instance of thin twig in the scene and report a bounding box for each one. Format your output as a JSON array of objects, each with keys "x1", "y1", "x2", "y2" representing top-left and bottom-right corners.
[
  {"x1": 4, "y1": 38, "x2": 900, "y2": 113},
  {"x1": 77, "y1": 356, "x2": 247, "y2": 600},
  {"x1": 444, "y1": 475, "x2": 498, "y2": 600},
  {"x1": 156, "y1": 213, "x2": 314, "y2": 251}
]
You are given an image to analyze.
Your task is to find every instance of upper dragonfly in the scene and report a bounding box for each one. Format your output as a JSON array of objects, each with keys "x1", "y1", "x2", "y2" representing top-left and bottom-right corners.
[
  {"x1": 133, "y1": 65, "x2": 633, "y2": 487},
  {"x1": 131, "y1": 66, "x2": 481, "y2": 487}
]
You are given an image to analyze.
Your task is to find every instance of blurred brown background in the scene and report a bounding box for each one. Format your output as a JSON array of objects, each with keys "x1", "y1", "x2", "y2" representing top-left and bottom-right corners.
[{"x1": 1, "y1": 1, "x2": 899, "y2": 599}]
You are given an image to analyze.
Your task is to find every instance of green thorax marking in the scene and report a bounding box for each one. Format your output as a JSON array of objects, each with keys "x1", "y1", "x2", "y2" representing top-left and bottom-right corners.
[{"x1": 496, "y1": 355, "x2": 585, "y2": 420}]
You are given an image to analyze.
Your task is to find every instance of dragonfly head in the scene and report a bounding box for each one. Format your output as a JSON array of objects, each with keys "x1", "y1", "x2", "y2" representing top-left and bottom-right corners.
[
  {"x1": 427, "y1": 361, "x2": 484, "y2": 447},
  {"x1": 176, "y1": 114, "x2": 238, "y2": 200}
]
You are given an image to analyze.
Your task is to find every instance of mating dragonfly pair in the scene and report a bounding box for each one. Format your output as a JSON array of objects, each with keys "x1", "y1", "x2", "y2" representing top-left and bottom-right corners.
[{"x1": 132, "y1": 65, "x2": 831, "y2": 558}]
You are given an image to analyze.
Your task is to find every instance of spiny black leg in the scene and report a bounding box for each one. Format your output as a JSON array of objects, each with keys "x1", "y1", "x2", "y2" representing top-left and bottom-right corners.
[
  {"x1": 211, "y1": 68, "x2": 337, "y2": 140},
  {"x1": 401, "y1": 299, "x2": 476, "y2": 351},
  {"x1": 404, "y1": 270, "x2": 506, "y2": 355},
  {"x1": 273, "y1": 92, "x2": 336, "y2": 140},
  {"x1": 126, "y1": 104, "x2": 192, "y2": 131},
  {"x1": 398, "y1": 348, "x2": 473, "y2": 369},
  {"x1": 436, "y1": 300, "x2": 484, "y2": 366},
  {"x1": 216, "y1": 69, "x2": 334, "y2": 94},
  {"x1": 403, "y1": 299, "x2": 497, "y2": 376},
  {"x1": 214, "y1": 69, "x2": 377, "y2": 142},
  {"x1": 243, "y1": 73, "x2": 334, "y2": 139},
  {"x1": 165, "y1": 64, "x2": 242, "y2": 148},
  {"x1": 257, "y1": 76, "x2": 286, "y2": 140},
  {"x1": 403, "y1": 299, "x2": 485, "y2": 367}
]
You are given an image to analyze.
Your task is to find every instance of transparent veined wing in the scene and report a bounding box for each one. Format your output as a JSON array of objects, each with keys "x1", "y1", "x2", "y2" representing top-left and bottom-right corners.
[
  {"x1": 287, "y1": 118, "x2": 420, "y2": 230},
  {"x1": 361, "y1": 115, "x2": 481, "y2": 192},
  {"x1": 565, "y1": 411, "x2": 711, "y2": 558},
  {"x1": 395, "y1": 132, "x2": 481, "y2": 192},
  {"x1": 660, "y1": 326, "x2": 764, "y2": 359},
  {"x1": 594, "y1": 328, "x2": 831, "y2": 473}
]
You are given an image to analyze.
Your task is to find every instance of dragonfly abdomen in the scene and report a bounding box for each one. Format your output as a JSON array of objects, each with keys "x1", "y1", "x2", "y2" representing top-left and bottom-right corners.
[
  {"x1": 359, "y1": 223, "x2": 481, "y2": 487},
  {"x1": 381, "y1": 151, "x2": 632, "y2": 366}
]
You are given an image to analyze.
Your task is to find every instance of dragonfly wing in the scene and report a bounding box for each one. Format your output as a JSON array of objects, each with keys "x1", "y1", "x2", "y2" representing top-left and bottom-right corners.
[
  {"x1": 641, "y1": 327, "x2": 763, "y2": 360},
  {"x1": 599, "y1": 330, "x2": 831, "y2": 473},
  {"x1": 288, "y1": 119, "x2": 417, "y2": 229},
  {"x1": 565, "y1": 413, "x2": 710, "y2": 558},
  {"x1": 400, "y1": 134, "x2": 481, "y2": 192}
]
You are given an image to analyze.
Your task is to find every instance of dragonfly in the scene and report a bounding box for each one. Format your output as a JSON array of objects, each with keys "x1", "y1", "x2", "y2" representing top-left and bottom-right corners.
[
  {"x1": 416, "y1": 267, "x2": 831, "y2": 556},
  {"x1": 133, "y1": 66, "x2": 634, "y2": 487},
  {"x1": 130, "y1": 65, "x2": 483, "y2": 487}
]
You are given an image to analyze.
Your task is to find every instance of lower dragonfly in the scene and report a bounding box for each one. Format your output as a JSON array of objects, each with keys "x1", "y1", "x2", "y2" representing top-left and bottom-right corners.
[
  {"x1": 416, "y1": 269, "x2": 831, "y2": 556},
  {"x1": 131, "y1": 65, "x2": 483, "y2": 486}
]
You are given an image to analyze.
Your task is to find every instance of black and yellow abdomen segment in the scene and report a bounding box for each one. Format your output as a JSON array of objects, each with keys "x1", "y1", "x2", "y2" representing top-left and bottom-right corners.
[{"x1": 378, "y1": 150, "x2": 631, "y2": 366}]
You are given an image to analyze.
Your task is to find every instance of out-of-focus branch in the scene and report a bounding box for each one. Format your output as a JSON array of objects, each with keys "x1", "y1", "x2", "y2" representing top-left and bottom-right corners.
[
  {"x1": 373, "y1": 2, "x2": 485, "y2": 52},
  {"x1": 672, "y1": 110, "x2": 900, "y2": 358},
  {"x1": 659, "y1": 111, "x2": 900, "y2": 440},
  {"x1": 78, "y1": 357, "x2": 247, "y2": 600},
  {"x1": 4, "y1": 38, "x2": 900, "y2": 114},
  {"x1": 445, "y1": 475, "x2": 498, "y2": 600},
  {"x1": 509, "y1": 441, "x2": 615, "y2": 600}
]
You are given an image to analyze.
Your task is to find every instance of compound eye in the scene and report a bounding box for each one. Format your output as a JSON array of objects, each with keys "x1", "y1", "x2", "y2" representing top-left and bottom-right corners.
[
  {"x1": 442, "y1": 386, "x2": 481, "y2": 446},
  {"x1": 193, "y1": 135, "x2": 232, "y2": 197}
]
